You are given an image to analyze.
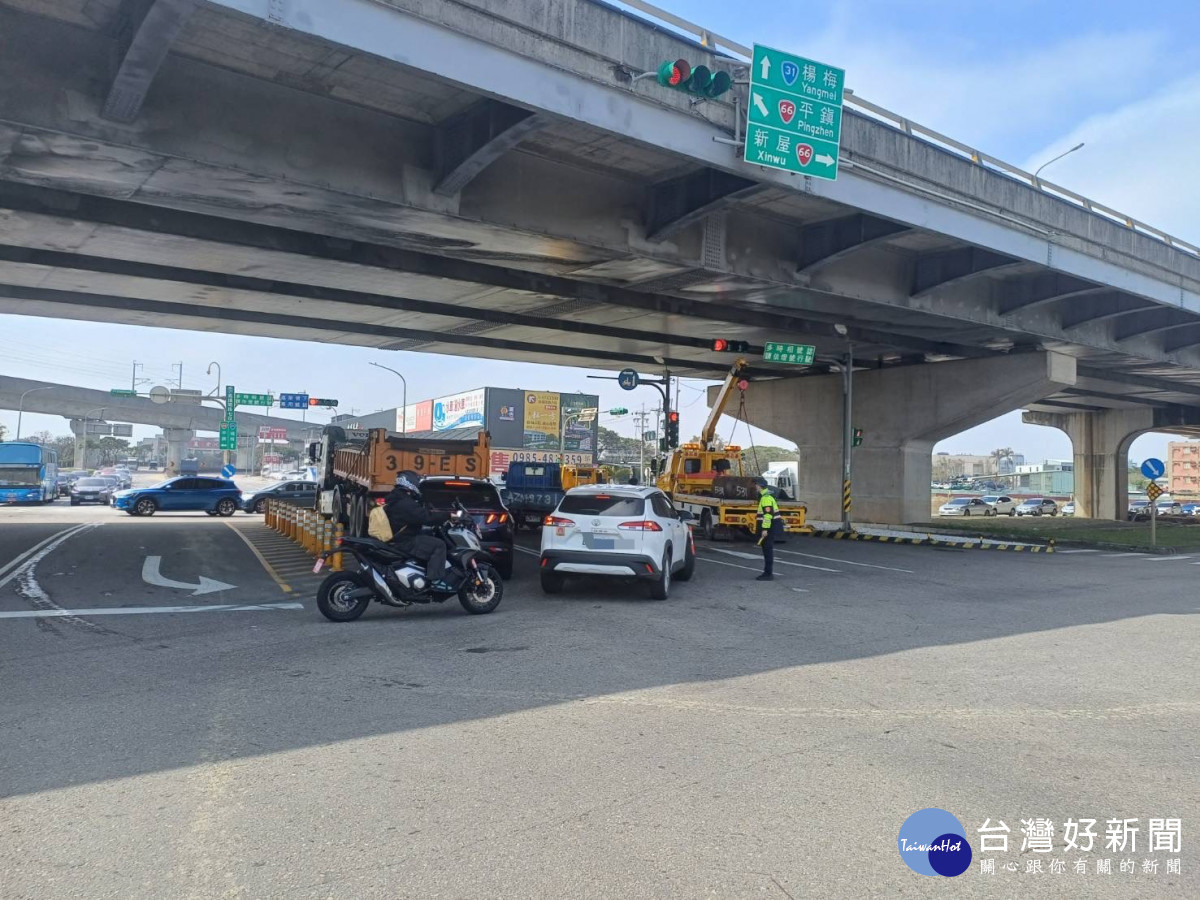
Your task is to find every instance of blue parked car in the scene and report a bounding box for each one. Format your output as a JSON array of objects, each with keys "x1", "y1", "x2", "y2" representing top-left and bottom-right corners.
[{"x1": 112, "y1": 476, "x2": 242, "y2": 517}]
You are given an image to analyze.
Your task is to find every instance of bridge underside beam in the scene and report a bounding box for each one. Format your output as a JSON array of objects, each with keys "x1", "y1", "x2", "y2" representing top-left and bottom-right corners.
[
  {"x1": 0, "y1": 183, "x2": 987, "y2": 361},
  {"x1": 433, "y1": 99, "x2": 548, "y2": 197},
  {"x1": 1163, "y1": 325, "x2": 1200, "y2": 353},
  {"x1": 996, "y1": 272, "x2": 1107, "y2": 315},
  {"x1": 0, "y1": 282, "x2": 732, "y2": 375},
  {"x1": 102, "y1": 0, "x2": 197, "y2": 123},
  {"x1": 644, "y1": 168, "x2": 762, "y2": 242},
  {"x1": 795, "y1": 213, "x2": 911, "y2": 274},
  {"x1": 911, "y1": 247, "x2": 1021, "y2": 298},
  {"x1": 1060, "y1": 294, "x2": 1156, "y2": 329},
  {"x1": 1114, "y1": 307, "x2": 1200, "y2": 341}
]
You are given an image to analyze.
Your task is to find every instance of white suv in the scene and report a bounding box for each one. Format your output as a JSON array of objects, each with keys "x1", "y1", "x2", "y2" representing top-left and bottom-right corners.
[{"x1": 539, "y1": 484, "x2": 695, "y2": 600}]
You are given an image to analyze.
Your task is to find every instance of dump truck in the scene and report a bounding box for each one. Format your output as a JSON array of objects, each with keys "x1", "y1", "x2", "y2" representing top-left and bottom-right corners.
[
  {"x1": 656, "y1": 359, "x2": 810, "y2": 540},
  {"x1": 502, "y1": 461, "x2": 607, "y2": 529},
  {"x1": 310, "y1": 425, "x2": 490, "y2": 535}
]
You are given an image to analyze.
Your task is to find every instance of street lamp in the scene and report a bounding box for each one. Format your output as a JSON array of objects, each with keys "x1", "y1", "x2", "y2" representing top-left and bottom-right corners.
[
  {"x1": 834, "y1": 324, "x2": 853, "y2": 531},
  {"x1": 16, "y1": 386, "x2": 58, "y2": 440},
  {"x1": 1033, "y1": 142, "x2": 1084, "y2": 183},
  {"x1": 77, "y1": 406, "x2": 106, "y2": 470},
  {"x1": 206, "y1": 362, "x2": 222, "y2": 396},
  {"x1": 369, "y1": 362, "x2": 408, "y2": 434}
]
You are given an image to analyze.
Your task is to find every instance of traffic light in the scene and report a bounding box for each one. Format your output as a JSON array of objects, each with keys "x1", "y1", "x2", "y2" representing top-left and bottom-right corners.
[
  {"x1": 712, "y1": 338, "x2": 750, "y2": 353},
  {"x1": 655, "y1": 59, "x2": 733, "y2": 98},
  {"x1": 308, "y1": 397, "x2": 339, "y2": 408},
  {"x1": 852, "y1": 427, "x2": 864, "y2": 447},
  {"x1": 666, "y1": 410, "x2": 680, "y2": 448},
  {"x1": 609, "y1": 407, "x2": 629, "y2": 415}
]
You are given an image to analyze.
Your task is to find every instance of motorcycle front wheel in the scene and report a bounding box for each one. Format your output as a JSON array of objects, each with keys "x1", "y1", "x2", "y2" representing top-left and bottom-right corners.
[
  {"x1": 458, "y1": 567, "x2": 504, "y2": 615},
  {"x1": 317, "y1": 571, "x2": 371, "y2": 622}
]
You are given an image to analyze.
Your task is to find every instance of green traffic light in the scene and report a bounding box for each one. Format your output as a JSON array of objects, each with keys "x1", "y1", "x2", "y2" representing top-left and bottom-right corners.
[{"x1": 686, "y1": 65, "x2": 712, "y2": 95}]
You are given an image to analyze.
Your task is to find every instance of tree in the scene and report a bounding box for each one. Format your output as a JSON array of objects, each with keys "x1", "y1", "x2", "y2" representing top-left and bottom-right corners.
[{"x1": 990, "y1": 447, "x2": 1016, "y2": 474}]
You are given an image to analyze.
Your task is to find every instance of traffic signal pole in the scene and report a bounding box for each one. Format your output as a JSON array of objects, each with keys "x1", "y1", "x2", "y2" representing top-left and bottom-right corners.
[{"x1": 841, "y1": 348, "x2": 853, "y2": 531}]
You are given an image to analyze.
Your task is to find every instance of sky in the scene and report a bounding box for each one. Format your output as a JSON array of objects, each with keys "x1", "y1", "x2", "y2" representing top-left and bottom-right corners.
[{"x1": 4, "y1": 0, "x2": 1200, "y2": 466}]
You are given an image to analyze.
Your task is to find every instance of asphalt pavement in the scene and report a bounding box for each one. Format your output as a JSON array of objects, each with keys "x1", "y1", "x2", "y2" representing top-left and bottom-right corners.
[{"x1": 1, "y1": 498, "x2": 1196, "y2": 898}]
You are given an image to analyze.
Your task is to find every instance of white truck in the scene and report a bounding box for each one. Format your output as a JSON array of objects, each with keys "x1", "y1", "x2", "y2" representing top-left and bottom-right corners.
[{"x1": 761, "y1": 461, "x2": 799, "y2": 500}]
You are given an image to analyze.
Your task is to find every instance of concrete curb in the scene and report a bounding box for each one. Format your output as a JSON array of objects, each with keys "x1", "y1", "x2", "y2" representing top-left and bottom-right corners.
[{"x1": 806, "y1": 529, "x2": 1056, "y2": 553}]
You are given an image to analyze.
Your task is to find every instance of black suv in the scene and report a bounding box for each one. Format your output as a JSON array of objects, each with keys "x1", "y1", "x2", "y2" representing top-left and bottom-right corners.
[{"x1": 421, "y1": 477, "x2": 514, "y2": 580}]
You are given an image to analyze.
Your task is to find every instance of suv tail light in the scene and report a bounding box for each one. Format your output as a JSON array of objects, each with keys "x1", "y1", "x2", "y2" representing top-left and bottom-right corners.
[
  {"x1": 484, "y1": 512, "x2": 509, "y2": 524},
  {"x1": 618, "y1": 520, "x2": 663, "y2": 532},
  {"x1": 544, "y1": 515, "x2": 575, "y2": 527}
]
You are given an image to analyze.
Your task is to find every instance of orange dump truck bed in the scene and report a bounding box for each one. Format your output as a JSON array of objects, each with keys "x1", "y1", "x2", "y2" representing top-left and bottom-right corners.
[{"x1": 331, "y1": 429, "x2": 489, "y2": 493}]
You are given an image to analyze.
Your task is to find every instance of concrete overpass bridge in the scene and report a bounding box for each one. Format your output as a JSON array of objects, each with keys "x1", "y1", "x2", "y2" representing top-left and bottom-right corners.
[
  {"x1": 1, "y1": 0, "x2": 1199, "y2": 520},
  {"x1": 0, "y1": 375, "x2": 313, "y2": 468}
]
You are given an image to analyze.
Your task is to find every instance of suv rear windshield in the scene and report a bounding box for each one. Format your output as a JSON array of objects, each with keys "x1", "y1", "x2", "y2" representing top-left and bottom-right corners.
[
  {"x1": 423, "y1": 483, "x2": 503, "y2": 510},
  {"x1": 76, "y1": 478, "x2": 107, "y2": 488},
  {"x1": 558, "y1": 493, "x2": 645, "y2": 516}
]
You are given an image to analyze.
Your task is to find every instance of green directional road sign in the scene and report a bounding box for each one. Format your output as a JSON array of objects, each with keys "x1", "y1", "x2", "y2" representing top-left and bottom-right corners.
[
  {"x1": 224, "y1": 385, "x2": 236, "y2": 423},
  {"x1": 109, "y1": 389, "x2": 138, "y2": 397},
  {"x1": 234, "y1": 392, "x2": 273, "y2": 407},
  {"x1": 219, "y1": 422, "x2": 238, "y2": 451},
  {"x1": 763, "y1": 342, "x2": 816, "y2": 365},
  {"x1": 744, "y1": 44, "x2": 844, "y2": 180}
]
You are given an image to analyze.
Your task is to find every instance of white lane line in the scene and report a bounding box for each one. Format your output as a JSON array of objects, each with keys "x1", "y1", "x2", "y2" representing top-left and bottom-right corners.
[
  {"x1": 513, "y1": 546, "x2": 541, "y2": 557},
  {"x1": 0, "y1": 602, "x2": 305, "y2": 619},
  {"x1": 1102, "y1": 553, "x2": 1148, "y2": 558},
  {"x1": 1142, "y1": 555, "x2": 1194, "y2": 562},
  {"x1": 696, "y1": 556, "x2": 808, "y2": 590},
  {"x1": 1054, "y1": 549, "x2": 1101, "y2": 554},
  {"x1": 774, "y1": 548, "x2": 913, "y2": 573},
  {"x1": 711, "y1": 548, "x2": 840, "y2": 573},
  {"x1": 0, "y1": 523, "x2": 92, "y2": 589}
]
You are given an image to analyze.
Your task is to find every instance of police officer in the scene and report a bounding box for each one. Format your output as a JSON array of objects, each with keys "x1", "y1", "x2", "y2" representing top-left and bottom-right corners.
[{"x1": 753, "y1": 476, "x2": 782, "y2": 581}]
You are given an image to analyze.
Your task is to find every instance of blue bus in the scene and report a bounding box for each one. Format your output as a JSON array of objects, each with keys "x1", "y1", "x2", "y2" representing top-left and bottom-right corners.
[{"x1": 0, "y1": 442, "x2": 59, "y2": 504}]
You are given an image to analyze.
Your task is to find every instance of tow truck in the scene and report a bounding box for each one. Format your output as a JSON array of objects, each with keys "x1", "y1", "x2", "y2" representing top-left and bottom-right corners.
[{"x1": 656, "y1": 359, "x2": 810, "y2": 540}]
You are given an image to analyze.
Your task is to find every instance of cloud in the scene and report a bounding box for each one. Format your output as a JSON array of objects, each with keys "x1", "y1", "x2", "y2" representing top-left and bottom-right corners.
[{"x1": 1020, "y1": 73, "x2": 1200, "y2": 246}]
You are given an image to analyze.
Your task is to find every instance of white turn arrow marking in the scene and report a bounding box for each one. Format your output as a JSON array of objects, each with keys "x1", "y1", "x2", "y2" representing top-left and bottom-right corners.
[
  {"x1": 752, "y1": 93, "x2": 770, "y2": 118},
  {"x1": 759, "y1": 56, "x2": 771, "y2": 79},
  {"x1": 815, "y1": 153, "x2": 836, "y2": 166},
  {"x1": 142, "y1": 556, "x2": 236, "y2": 596}
]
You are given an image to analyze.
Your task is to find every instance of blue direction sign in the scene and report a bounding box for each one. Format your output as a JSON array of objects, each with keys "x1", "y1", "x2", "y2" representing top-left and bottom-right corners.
[
  {"x1": 279, "y1": 392, "x2": 309, "y2": 410},
  {"x1": 221, "y1": 464, "x2": 237, "y2": 479},
  {"x1": 1140, "y1": 458, "x2": 1165, "y2": 480},
  {"x1": 744, "y1": 44, "x2": 845, "y2": 180},
  {"x1": 618, "y1": 368, "x2": 640, "y2": 391}
]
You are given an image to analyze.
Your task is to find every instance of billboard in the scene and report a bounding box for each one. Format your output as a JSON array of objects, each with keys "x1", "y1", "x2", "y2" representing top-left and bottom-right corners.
[
  {"x1": 488, "y1": 448, "x2": 593, "y2": 474},
  {"x1": 432, "y1": 390, "x2": 484, "y2": 432},
  {"x1": 560, "y1": 394, "x2": 598, "y2": 452},
  {"x1": 485, "y1": 388, "x2": 526, "y2": 449},
  {"x1": 523, "y1": 391, "x2": 560, "y2": 450}
]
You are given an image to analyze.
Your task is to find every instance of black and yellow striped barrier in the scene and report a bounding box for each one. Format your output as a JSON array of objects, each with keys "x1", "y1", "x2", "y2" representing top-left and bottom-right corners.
[
  {"x1": 807, "y1": 529, "x2": 1056, "y2": 553},
  {"x1": 842, "y1": 480, "x2": 852, "y2": 514}
]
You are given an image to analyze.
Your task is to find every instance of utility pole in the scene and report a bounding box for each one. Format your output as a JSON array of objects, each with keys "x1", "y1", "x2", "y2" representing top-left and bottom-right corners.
[{"x1": 171, "y1": 362, "x2": 184, "y2": 390}]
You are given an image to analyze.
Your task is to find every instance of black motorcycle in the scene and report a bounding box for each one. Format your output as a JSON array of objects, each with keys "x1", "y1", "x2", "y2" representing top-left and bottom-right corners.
[{"x1": 313, "y1": 502, "x2": 503, "y2": 622}]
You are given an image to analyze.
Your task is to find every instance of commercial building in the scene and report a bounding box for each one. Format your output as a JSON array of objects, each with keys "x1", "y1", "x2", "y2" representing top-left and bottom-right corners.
[
  {"x1": 1013, "y1": 459, "x2": 1074, "y2": 496},
  {"x1": 1167, "y1": 440, "x2": 1200, "y2": 496},
  {"x1": 335, "y1": 388, "x2": 600, "y2": 474}
]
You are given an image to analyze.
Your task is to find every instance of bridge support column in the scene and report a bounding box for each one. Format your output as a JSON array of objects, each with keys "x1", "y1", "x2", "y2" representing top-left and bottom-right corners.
[
  {"x1": 163, "y1": 428, "x2": 193, "y2": 476},
  {"x1": 1023, "y1": 406, "x2": 1200, "y2": 519},
  {"x1": 734, "y1": 352, "x2": 1077, "y2": 524}
]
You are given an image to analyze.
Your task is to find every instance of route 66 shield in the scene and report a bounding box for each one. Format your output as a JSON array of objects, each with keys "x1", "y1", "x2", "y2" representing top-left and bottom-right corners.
[{"x1": 778, "y1": 99, "x2": 796, "y2": 124}]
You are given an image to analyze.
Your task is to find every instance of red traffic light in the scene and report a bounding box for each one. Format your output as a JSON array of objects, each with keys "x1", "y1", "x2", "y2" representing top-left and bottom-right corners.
[
  {"x1": 656, "y1": 58, "x2": 691, "y2": 87},
  {"x1": 712, "y1": 339, "x2": 729, "y2": 352},
  {"x1": 308, "y1": 398, "x2": 319, "y2": 406},
  {"x1": 668, "y1": 411, "x2": 680, "y2": 424}
]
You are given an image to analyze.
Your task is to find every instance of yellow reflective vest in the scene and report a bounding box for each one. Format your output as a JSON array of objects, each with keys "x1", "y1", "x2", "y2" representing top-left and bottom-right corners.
[{"x1": 758, "y1": 490, "x2": 781, "y2": 532}]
